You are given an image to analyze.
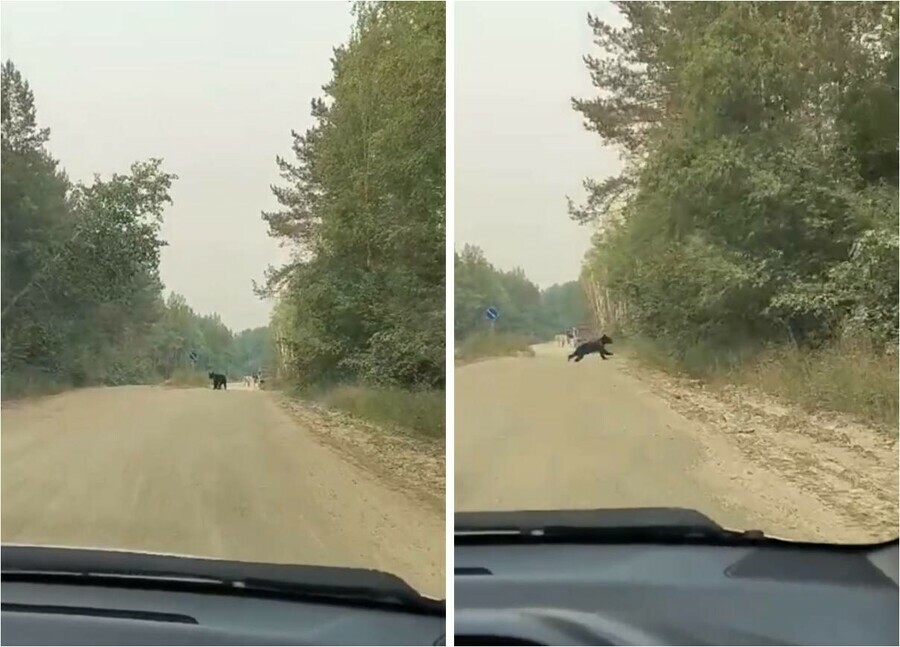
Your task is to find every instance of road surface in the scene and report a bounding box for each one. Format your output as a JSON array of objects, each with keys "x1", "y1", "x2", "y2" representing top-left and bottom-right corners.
[
  {"x1": 2, "y1": 385, "x2": 444, "y2": 597},
  {"x1": 455, "y1": 343, "x2": 898, "y2": 543}
]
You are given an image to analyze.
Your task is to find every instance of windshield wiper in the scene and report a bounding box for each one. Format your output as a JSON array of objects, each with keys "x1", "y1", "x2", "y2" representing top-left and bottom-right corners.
[
  {"x1": 1, "y1": 545, "x2": 444, "y2": 615},
  {"x1": 455, "y1": 507, "x2": 769, "y2": 545}
]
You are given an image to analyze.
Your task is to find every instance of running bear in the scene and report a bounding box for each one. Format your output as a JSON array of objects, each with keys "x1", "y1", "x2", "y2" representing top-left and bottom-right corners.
[{"x1": 568, "y1": 334, "x2": 613, "y2": 362}]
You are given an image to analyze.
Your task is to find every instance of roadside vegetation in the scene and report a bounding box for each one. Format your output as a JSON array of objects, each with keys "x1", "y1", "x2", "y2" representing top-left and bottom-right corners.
[
  {"x1": 259, "y1": 2, "x2": 445, "y2": 441},
  {"x1": 0, "y1": 60, "x2": 271, "y2": 399},
  {"x1": 454, "y1": 244, "x2": 590, "y2": 360},
  {"x1": 302, "y1": 384, "x2": 444, "y2": 441},
  {"x1": 455, "y1": 332, "x2": 534, "y2": 363},
  {"x1": 573, "y1": 2, "x2": 898, "y2": 430},
  {"x1": 164, "y1": 367, "x2": 211, "y2": 389}
]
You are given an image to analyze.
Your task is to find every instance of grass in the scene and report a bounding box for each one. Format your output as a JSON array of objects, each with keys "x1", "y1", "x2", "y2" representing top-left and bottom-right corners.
[
  {"x1": 623, "y1": 336, "x2": 763, "y2": 378},
  {"x1": 164, "y1": 368, "x2": 210, "y2": 388},
  {"x1": 455, "y1": 331, "x2": 535, "y2": 362},
  {"x1": 625, "y1": 334, "x2": 899, "y2": 431},
  {"x1": 304, "y1": 384, "x2": 445, "y2": 441},
  {"x1": 1, "y1": 367, "x2": 71, "y2": 400},
  {"x1": 736, "y1": 338, "x2": 898, "y2": 431}
]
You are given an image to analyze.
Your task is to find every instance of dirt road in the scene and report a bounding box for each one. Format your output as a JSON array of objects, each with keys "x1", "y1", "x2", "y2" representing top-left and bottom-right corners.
[
  {"x1": 455, "y1": 343, "x2": 898, "y2": 543},
  {"x1": 1, "y1": 385, "x2": 444, "y2": 597}
]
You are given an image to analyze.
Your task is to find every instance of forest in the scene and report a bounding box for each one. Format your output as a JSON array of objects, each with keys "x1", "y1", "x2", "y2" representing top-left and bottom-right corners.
[
  {"x1": 261, "y1": 2, "x2": 445, "y2": 395},
  {"x1": 572, "y1": 2, "x2": 897, "y2": 425},
  {"x1": 454, "y1": 244, "x2": 589, "y2": 343},
  {"x1": 1, "y1": 60, "x2": 268, "y2": 396}
]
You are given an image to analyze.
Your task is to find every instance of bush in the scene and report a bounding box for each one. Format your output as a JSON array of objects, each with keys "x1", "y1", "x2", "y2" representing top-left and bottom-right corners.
[
  {"x1": 314, "y1": 384, "x2": 444, "y2": 440},
  {"x1": 575, "y1": 3, "x2": 898, "y2": 403},
  {"x1": 737, "y1": 337, "x2": 898, "y2": 431},
  {"x1": 165, "y1": 368, "x2": 209, "y2": 388},
  {"x1": 628, "y1": 334, "x2": 898, "y2": 430},
  {"x1": 455, "y1": 331, "x2": 535, "y2": 361},
  {"x1": 1, "y1": 366, "x2": 71, "y2": 400}
]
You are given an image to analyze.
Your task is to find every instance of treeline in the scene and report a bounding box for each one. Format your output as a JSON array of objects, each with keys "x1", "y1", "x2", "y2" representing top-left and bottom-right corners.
[
  {"x1": 455, "y1": 244, "x2": 589, "y2": 341},
  {"x1": 574, "y1": 2, "x2": 898, "y2": 362},
  {"x1": 154, "y1": 294, "x2": 272, "y2": 381},
  {"x1": 262, "y1": 2, "x2": 445, "y2": 392},
  {"x1": 1, "y1": 61, "x2": 268, "y2": 395}
]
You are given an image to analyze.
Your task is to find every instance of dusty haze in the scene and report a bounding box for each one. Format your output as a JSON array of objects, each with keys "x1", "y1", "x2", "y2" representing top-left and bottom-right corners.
[
  {"x1": 1, "y1": 1, "x2": 353, "y2": 331},
  {"x1": 455, "y1": 1, "x2": 624, "y2": 287}
]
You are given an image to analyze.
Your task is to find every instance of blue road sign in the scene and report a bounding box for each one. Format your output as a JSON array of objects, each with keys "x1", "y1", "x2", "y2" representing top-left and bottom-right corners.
[
  {"x1": 189, "y1": 351, "x2": 199, "y2": 363},
  {"x1": 485, "y1": 306, "x2": 499, "y2": 321}
]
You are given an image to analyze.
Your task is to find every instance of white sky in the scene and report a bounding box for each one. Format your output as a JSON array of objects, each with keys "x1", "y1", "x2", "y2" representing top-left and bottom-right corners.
[
  {"x1": 455, "y1": 1, "x2": 624, "y2": 288},
  {"x1": 1, "y1": 1, "x2": 354, "y2": 331},
  {"x1": 1, "y1": 1, "x2": 627, "y2": 326}
]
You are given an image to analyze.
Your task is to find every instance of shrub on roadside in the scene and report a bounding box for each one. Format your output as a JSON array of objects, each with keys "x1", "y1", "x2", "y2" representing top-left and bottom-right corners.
[
  {"x1": 1, "y1": 367, "x2": 71, "y2": 400},
  {"x1": 626, "y1": 334, "x2": 898, "y2": 431},
  {"x1": 737, "y1": 337, "x2": 898, "y2": 431},
  {"x1": 455, "y1": 332, "x2": 535, "y2": 361},
  {"x1": 165, "y1": 368, "x2": 209, "y2": 388},
  {"x1": 313, "y1": 384, "x2": 444, "y2": 441}
]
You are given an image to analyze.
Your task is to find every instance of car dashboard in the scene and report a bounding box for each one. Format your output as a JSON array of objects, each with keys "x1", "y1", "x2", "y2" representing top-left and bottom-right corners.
[
  {"x1": 455, "y1": 539, "x2": 899, "y2": 645},
  {"x1": 2, "y1": 579, "x2": 445, "y2": 645}
]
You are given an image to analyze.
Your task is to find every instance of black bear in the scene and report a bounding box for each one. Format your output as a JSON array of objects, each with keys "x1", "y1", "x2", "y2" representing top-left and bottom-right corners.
[
  {"x1": 567, "y1": 334, "x2": 613, "y2": 362},
  {"x1": 208, "y1": 372, "x2": 227, "y2": 390}
]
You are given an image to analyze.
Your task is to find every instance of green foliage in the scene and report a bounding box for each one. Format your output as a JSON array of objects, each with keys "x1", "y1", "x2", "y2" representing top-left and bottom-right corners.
[
  {"x1": 540, "y1": 282, "x2": 593, "y2": 337},
  {"x1": 139, "y1": 291, "x2": 272, "y2": 382},
  {"x1": 166, "y1": 367, "x2": 210, "y2": 388},
  {"x1": 230, "y1": 327, "x2": 272, "y2": 378},
  {"x1": 314, "y1": 384, "x2": 444, "y2": 440},
  {"x1": 738, "y1": 337, "x2": 898, "y2": 430},
  {"x1": 454, "y1": 244, "x2": 589, "y2": 341},
  {"x1": 263, "y1": 2, "x2": 445, "y2": 391},
  {"x1": 2, "y1": 59, "x2": 175, "y2": 388},
  {"x1": 456, "y1": 331, "x2": 535, "y2": 362},
  {"x1": 1, "y1": 60, "x2": 271, "y2": 396},
  {"x1": 575, "y1": 2, "x2": 899, "y2": 358}
]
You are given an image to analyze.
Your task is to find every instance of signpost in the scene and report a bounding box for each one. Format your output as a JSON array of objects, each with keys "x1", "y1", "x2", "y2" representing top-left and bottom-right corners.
[
  {"x1": 484, "y1": 306, "x2": 499, "y2": 334},
  {"x1": 188, "y1": 350, "x2": 199, "y2": 366}
]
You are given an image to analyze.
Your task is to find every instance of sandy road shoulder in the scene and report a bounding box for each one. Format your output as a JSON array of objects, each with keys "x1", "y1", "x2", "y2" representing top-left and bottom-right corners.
[
  {"x1": 275, "y1": 394, "x2": 445, "y2": 512},
  {"x1": 619, "y1": 357, "x2": 898, "y2": 543}
]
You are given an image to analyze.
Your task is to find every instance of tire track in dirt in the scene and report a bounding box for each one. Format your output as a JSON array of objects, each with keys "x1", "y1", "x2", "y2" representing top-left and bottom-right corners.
[
  {"x1": 621, "y1": 362, "x2": 898, "y2": 542},
  {"x1": 456, "y1": 342, "x2": 897, "y2": 543},
  {"x1": 1, "y1": 385, "x2": 444, "y2": 596}
]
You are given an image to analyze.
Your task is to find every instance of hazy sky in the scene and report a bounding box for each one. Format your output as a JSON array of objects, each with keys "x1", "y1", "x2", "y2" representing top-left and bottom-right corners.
[
  {"x1": 1, "y1": 1, "x2": 353, "y2": 331},
  {"x1": 3, "y1": 1, "x2": 625, "y2": 326},
  {"x1": 455, "y1": 1, "x2": 623, "y2": 288}
]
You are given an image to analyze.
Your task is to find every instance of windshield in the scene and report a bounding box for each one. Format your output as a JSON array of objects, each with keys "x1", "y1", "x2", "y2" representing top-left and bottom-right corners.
[
  {"x1": 454, "y1": 1, "x2": 898, "y2": 545},
  {"x1": 1, "y1": 1, "x2": 445, "y2": 599}
]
